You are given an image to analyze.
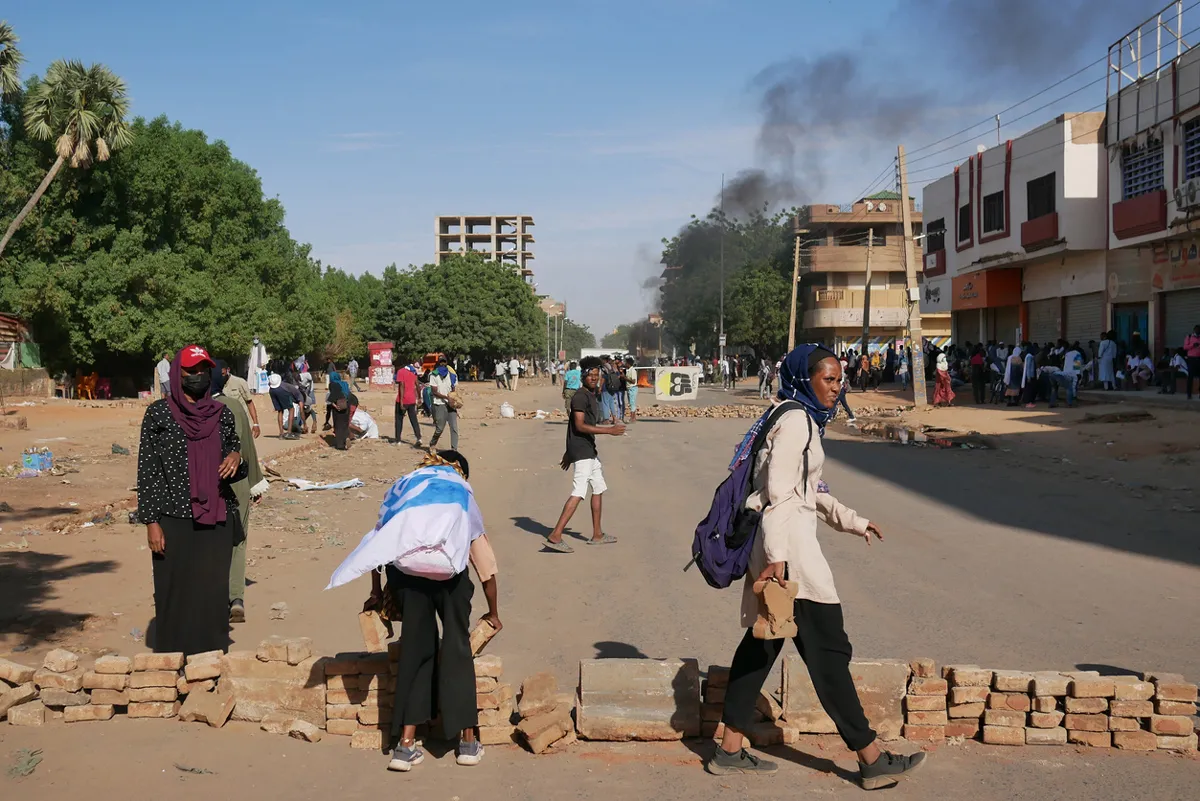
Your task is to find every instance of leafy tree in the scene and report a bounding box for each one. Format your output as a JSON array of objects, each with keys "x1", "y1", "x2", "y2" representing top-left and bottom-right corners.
[
  {"x1": 559, "y1": 317, "x2": 595, "y2": 359},
  {"x1": 321, "y1": 266, "x2": 386, "y2": 361},
  {"x1": 725, "y1": 260, "x2": 790, "y2": 358},
  {"x1": 601, "y1": 323, "x2": 634, "y2": 350},
  {"x1": 0, "y1": 61, "x2": 133, "y2": 259},
  {"x1": 0, "y1": 22, "x2": 22, "y2": 98}
]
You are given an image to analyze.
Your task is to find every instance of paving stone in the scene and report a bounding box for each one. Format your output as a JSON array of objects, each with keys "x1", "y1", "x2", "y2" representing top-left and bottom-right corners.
[
  {"x1": 908, "y1": 659, "x2": 936, "y2": 679},
  {"x1": 93, "y1": 656, "x2": 133, "y2": 675},
  {"x1": 0, "y1": 683, "x2": 37, "y2": 719},
  {"x1": 477, "y1": 683, "x2": 515, "y2": 711},
  {"x1": 34, "y1": 668, "x2": 85, "y2": 692},
  {"x1": 1108, "y1": 716, "x2": 1142, "y2": 732},
  {"x1": 82, "y1": 671, "x2": 128, "y2": 691},
  {"x1": 474, "y1": 655, "x2": 503, "y2": 679},
  {"x1": 64, "y1": 704, "x2": 114, "y2": 723},
  {"x1": 257, "y1": 636, "x2": 290, "y2": 663},
  {"x1": 219, "y1": 653, "x2": 325, "y2": 726},
  {"x1": 327, "y1": 719, "x2": 358, "y2": 736},
  {"x1": 1156, "y1": 734, "x2": 1198, "y2": 752},
  {"x1": 907, "y1": 677, "x2": 948, "y2": 696},
  {"x1": 946, "y1": 666, "x2": 993, "y2": 687},
  {"x1": 259, "y1": 712, "x2": 295, "y2": 734},
  {"x1": 1025, "y1": 726, "x2": 1067, "y2": 746},
  {"x1": 1156, "y1": 700, "x2": 1198, "y2": 716},
  {"x1": 179, "y1": 690, "x2": 236, "y2": 728},
  {"x1": 950, "y1": 686, "x2": 990, "y2": 705},
  {"x1": 756, "y1": 690, "x2": 783, "y2": 722},
  {"x1": 1112, "y1": 730, "x2": 1157, "y2": 750},
  {"x1": 89, "y1": 689, "x2": 129, "y2": 706},
  {"x1": 1154, "y1": 683, "x2": 1198, "y2": 703},
  {"x1": 987, "y1": 693, "x2": 1031, "y2": 712},
  {"x1": 186, "y1": 651, "x2": 223, "y2": 666},
  {"x1": 184, "y1": 661, "x2": 223, "y2": 682},
  {"x1": 706, "y1": 666, "x2": 730, "y2": 688},
  {"x1": 902, "y1": 724, "x2": 944, "y2": 742},
  {"x1": 351, "y1": 730, "x2": 383, "y2": 750},
  {"x1": 1069, "y1": 678, "x2": 1115, "y2": 698},
  {"x1": 1111, "y1": 678, "x2": 1154, "y2": 701},
  {"x1": 128, "y1": 687, "x2": 179, "y2": 703},
  {"x1": 948, "y1": 702, "x2": 985, "y2": 718},
  {"x1": 127, "y1": 701, "x2": 181, "y2": 719},
  {"x1": 578, "y1": 658, "x2": 700, "y2": 741},
  {"x1": 982, "y1": 725, "x2": 1024, "y2": 745},
  {"x1": 479, "y1": 725, "x2": 518, "y2": 746},
  {"x1": 518, "y1": 672, "x2": 559, "y2": 719},
  {"x1": 906, "y1": 710, "x2": 949, "y2": 726},
  {"x1": 1064, "y1": 713, "x2": 1107, "y2": 732},
  {"x1": 1067, "y1": 730, "x2": 1111, "y2": 747},
  {"x1": 133, "y1": 653, "x2": 184, "y2": 672},
  {"x1": 1031, "y1": 674, "x2": 1070, "y2": 697},
  {"x1": 1032, "y1": 697, "x2": 1059, "y2": 713},
  {"x1": 40, "y1": 689, "x2": 89, "y2": 708},
  {"x1": 1108, "y1": 700, "x2": 1153, "y2": 718},
  {"x1": 944, "y1": 720, "x2": 980, "y2": 739},
  {"x1": 1065, "y1": 697, "x2": 1107, "y2": 714},
  {"x1": 783, "y1": 657, "x2": 908, "y2": 740},
  {"x1": 287, "y1": 638, "x2": 314, "y2": 666},
  {"x1": 991, "y1": 671, "x2": 1034, "y2": 693},
  {"x1": 1149, "y1": 715, "x2": 1195, "y2": 736},
  {"x1": 8, "y1": 700, "x2": 46, "y2": 726},
  {"x1": 1028, "y1": 711, "x2": 1064, "y2": 728},
  {"x1": 983, "y1": 709, "x2": 1025, "y2": 727},
  {"x1": 904, "y1": 695, "x2": 946, "y2": 712},
  {"x1": 129, "y1": 671, "x2": 179, "y2": 689},
  {"x1": 0, "y1": 659, "x2": 36, "y2": 685}
]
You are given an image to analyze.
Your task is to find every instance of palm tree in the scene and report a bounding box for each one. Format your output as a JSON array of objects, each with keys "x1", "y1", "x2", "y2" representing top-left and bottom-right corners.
[
  {"x1": 0, "y1": 60, "x2": 133, "y2": 259},
  {"x1": 0, "y1": 21, "x2": 22, "y2": 97}
]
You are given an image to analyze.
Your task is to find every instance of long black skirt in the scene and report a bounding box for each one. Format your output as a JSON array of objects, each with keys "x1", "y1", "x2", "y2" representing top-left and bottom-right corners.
[
  {"x1": 332, "y1": 407, "x2": 350, "y2": 450},
  {"x1": 151, "y1": 515, "x2": 237, "y2": 656}
]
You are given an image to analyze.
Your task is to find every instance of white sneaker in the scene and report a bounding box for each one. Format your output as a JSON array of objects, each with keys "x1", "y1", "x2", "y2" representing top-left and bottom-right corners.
[
  {"x1": 387, "y1": 745, "x2": 424, "y2": 772},
  {"x1": 847, "y1": 418, "x2": 859, "y2": 428},
  {"x1": 456, "y1": 740, "x2": 484, "y2": 766}
]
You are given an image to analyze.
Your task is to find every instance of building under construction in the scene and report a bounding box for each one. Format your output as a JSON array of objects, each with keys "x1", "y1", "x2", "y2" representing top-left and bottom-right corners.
[{"x1": 435, "y1": 215, "x2": 535, "y2": 282}]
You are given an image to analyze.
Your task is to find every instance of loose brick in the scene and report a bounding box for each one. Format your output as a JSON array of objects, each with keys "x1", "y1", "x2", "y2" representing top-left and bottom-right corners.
[
  {"x1": 478, "y1": 683, "x2": 515, "y2": 711},
  {"x1": 1069, "y1": 678, "x2": 1115, "y2": 698},
  {"x1": 257, "y1": 636, "x2": 289, "y2": 663},
  {"x1": 133, "y1": 652, "x2": 184, "y2": 672},
  {"x1": 907, "y1": 710, "x2": 948, "y2": 726},
  {"x1": 518, "y1": 706, "x2": 573, "y2": 753},
  {"x1": 321, "y1": 657, "x2": 361, "y2": 676},
  {"x1": 181, "y1": 679, "x2": 215, "y2": 696},
  {"x1": 1064, "y1": 713, "x2": 1107, "y2": 732},
  {"x1": 0, "y1": 659, "x2": 37, "y2": 685},
  {"x1": 184, "y1": 661, "x2": 222, "y2": 682},
  {"x1": 944, "y1": 720, "x2": 980, "y2": 739},
  {"x1": 288, "y1": 720, "x2": 323, "y2": 742},
  {"x1": 287, "y1": 637, "x2": 313, "y2": 666},
  {"x1": 1108, "y1": 716, "x2": 1141, "y2": 732},
  {"x1": 129, "y1": 670, "x2": 179, "y2": 689},
  {"x1": 127, "y1": 701, "x2": 180, "y2": 719},
  {"x1": 1032, "y1": 697, "x2": 1058, "y2": 713},
  {"x1": 548, "y1": 730, "x2": 578, "y2": 751},
  {"x1": 1065, "y1": 697, "x2": 1107, "y2": 714},
  {"x1": 186, "y1": 650, "x2": 223, "y2": 666},
  {"x1": 351, "y1": 729, "x2": 383, "y2": 750},
  {"x1": 988, "y1": 693, "x2": 1031, "y2": 712},
  {"x1": 947, "y1": 666, "x2": 992, "y2": 687},
  {"x1": 82, "y1": 671, "x2": 128, "y2": 691},
  {"x1": 357, "y1": 706, "x2": 391, "y2": 726},
  {"x1": 902, "y1": 723, "x2": 944, "y2": 742},
  {"x1": 259, "y1": 712, "x2": 295, "y2": 734},
  {"x1": 948, "y1": 702, "x2": 985, "y2": 718},
  {"x1": 478, "y1": 724, "x2": 518, "y2": 745},
  {"x1": 983, "y1": 709, "x2": 1025, "y2": 728},
  {"x1": 909, "y1": 658, "x2": 936, "y2": 679},
  {"x1": 93, "y1": 655, "x2": 133, "y2": 675},
  {"x1": 518, "y1": 672, "x2": 559, "y2": 719},
  {"x1": 1111, "y1": 678, "x2": 1154, "y2": 701},
  {"x1": 905, "y1": 695, "x2": 946, "y2": 712},
  {"x1": 1031, "y1": 673, "x2": 1070, "y2": 697},
  {"x1": 1025, "y1": 727, "x2": 1067, "y2": 746},
  {"x1": 1028, "y1": 711, "x2": 1064, "y2": 728},
  {"x1": 358, "y1": 654, "x2": 389, "y2": 675},
  {"x1": 90, "y1": 689, "x2": 129, "y2": 706},
  {"x1": 0, "y1": 682, "x2": 37, "y2": 719},
  {"x1": 706, "y1": 686, "x2": 727, "y2": 705},
  {"x1": 756, "y1": 691, "x2": 783, "y2": 722},
  {"x1": 992, "y1": 671, "x2": 1034, "y2": 693},
  {"x1": 34, "y1": 667, "x2": 84, "y2": 692},
  {"x1": 474, "y1": 655, "x2": 503, "y2": 679},
  {"x1": 1109, "y1": 700, "x2": 1153, "y2": 718},
  {"x1": 43, "y1": 648, "x2": 80, "y2": 673},
  {"x1": 950, "y1": 686, "x2": 990, "y2": 705},
  {"x1": 1156, "y1": 700, "x2": 1198, "y2": 716},
  {"x1": 745, "y1": 721, "x2": 798, "y2": 746},
  {"x1": 65, "y1": 704, "x2": 114, "y2": 723},
  {"x1": 1112, "y1": 730, "x2": 1157, "y2": 750},
  {"x1": 982, "y1": 725, "x2": 1024, "y2": 745},
  {"x1": 1155, "y1": 683, "x2": 1198, "y2": 703},
  {"x1": 1149, "y1": 715, "x2": 1195, "y2": 736},
  {"x1": 8, "y1": 700, "x2": 46, "y2": 726},
  {"x1": 324, "y1": 675, "x2": 355, "y2": 691},
  {"x1": 326, "y1": 719, "x2": 357, "y2": 736},
  {"x1": 908, "y1": 677, "x2": 948, "y2": 697},
  {"x1": 1156, "y1": 734, "x2": 1198, "y2": 752},
  {"x1": 1068, "y1": 730, "x2": 1111, "y2": 747},
  {"x1": 476, "y1": 676, "x2": 498, "y2": 693},
  {"x1": 1143, "y1": 672, "x2": 1185, "y2": 684},
  {"x1": 326, "y1": 704, "x2": 359, "y2": 720},
  {"x1": 129, "y1": 687, "x2": 179, "y2": 703},
  {"x1": 39, "y1": 688, "x2": 89, "y2": 708},
  {"x1": 179, "y1": 691, "x2": 236, "y2": 728},
  {"x1": 706, "y1": 666, "x2": 730, "y2": 688}
]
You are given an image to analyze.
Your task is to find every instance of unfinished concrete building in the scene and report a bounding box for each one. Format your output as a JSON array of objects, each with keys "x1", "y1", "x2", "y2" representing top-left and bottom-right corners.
[{"x1": 435, "y1": 215, "x2": 535, "y2": 281}]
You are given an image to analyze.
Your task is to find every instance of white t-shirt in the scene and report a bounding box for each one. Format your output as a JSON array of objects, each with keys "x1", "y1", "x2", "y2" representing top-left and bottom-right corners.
[
  {"x1": 351, "y1": 408, "x2": 379, "y2": 438},
  {"x1": 495, "y1": 360, "x2": 506, "y2": 376},
  {"x1": 508, "y1": 358, "x2": 520, "y2": 374},
  {"x1": 429, "y1": 372, "x2": 454, "y2": 406},
  {"x1": 1062, "y1": 350, "x2": 1082, "y2": 378},
  {"x1": 1171, "y1": 353, "x2": 1189, "y2": 374}
]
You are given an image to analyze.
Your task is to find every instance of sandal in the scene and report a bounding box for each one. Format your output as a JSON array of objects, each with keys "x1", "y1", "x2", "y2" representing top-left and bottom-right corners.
[
  {"x1": 544, "y1": 539, "x2": 574, "y2": 553},
  {"x1": 587, "y1": 534, "x2": 618, "y2": 545}
]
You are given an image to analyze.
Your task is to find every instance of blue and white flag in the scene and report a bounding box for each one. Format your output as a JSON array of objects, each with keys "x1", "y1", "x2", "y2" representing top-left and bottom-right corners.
[{"x1": 325, "y1": 466, "x2": 484, "y2": 589}]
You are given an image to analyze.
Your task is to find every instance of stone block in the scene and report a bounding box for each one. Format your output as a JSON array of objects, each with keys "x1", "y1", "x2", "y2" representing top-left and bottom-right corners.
[
  {"x1": 1112, "y1": 730, "x2": 1157, "y2": 750},
  {"x1": 34, "y1": 667, "x2": 84, "y2": 692},
  {"x1": 320, "y1": 655, "x2": 361, "y2": 676},
  {"x1": 1109, "y1": 700, "x2": 1153, "y2": 718},
  {"x1": 476, "y1": 676, "x2": 498, "y2": 693},
  {"x1": 1025, "y1": 727, "x2": 1067, "y2": 746},
  {"x1": 982, "y1": 725, "x2": 1024, "y2": 745},
  {"x1": 745, "y1": 721, "x2": 799, "y2": 746},
  {"x1": 1108, "y1": 716, "x2": 1141, "y2": 732},
  {"x1": 43, "y1": 648, "x2": 80, "y2": 673},
  {"x1": 950, "y1": 686, "x2": 990, "y2": 705},
  {"x1": 1028, "y1": 711, "x2": 1064, "y2": 728},
  {"x1": 1156, "y1": 700, "x2": 1197, "y2": 716},
  {"x1": 186, "y1": 650, "x2": 223, "y2": 665},
  {"x1": 909, "y1": 658, "x2": 936, "y2": 679},
  {"x1": 782, "y1": 656, "x2": 908, "y2": 740},
  {"x1": 133, "y1": 652, "x2": 184, "y2": 672},
  {"x1": 946, "y1": 666, "x2": 992, "y2": 687},
  {"x1": 323, "y1": 718, "x2": 354, "y2": 736},
  {"x1": 1069, "y1": 678, "x2": 1115, "y2": 698},
  {"x1": 64, "y1": 703, "x2": 114, "y2": 723},
  {"x1": 474, "y1": 655, "x2": 503, "y2": 678},
  {"x1": 518, "y1": 672, "x2": 559, "y2": 719},
  {"x1": 257, "y1": 636, "x2": 289, "y2": 663},
  {"x1": 1149, "y1": 715, "x2": 1195, "y2": 736},
  {"x1": 288, "y1": 720, "x2": 323, "y2": 742},
  {"x1": 128, "y1": 701, "x2": 180, "y2": 719},
  {"x1": 1155, "y1": 683, "x2": 1198, "y2": 703},
  {"x1": 988, "y1": 693, "x2": 1031, "y2": 712},
  {"x1": 1068, "y1": 730, "x2": 1111, "y2": 747},
  {"x1": 1064, "y1": 713, "x2": 1107, "y2": 732},
  {"x1": 908, "y1": 677, "x2": 948, "y2": 697},
  {"x1": 578, "y1": 658, "x2": 700, "y2": 741},
  {"x1": 93, "y1": 656, "x2": 133, "y2": 675},
  {"x1": 518, "y1": 705, "x2": 573, "y2": 753},
  {"x1": 287, "y1": 638, "x2": 313, "y2": 666},
  {"x1": 0, "y1": 683, "x2": 38, "y2": 719},
  {"x1": 0, "y1": 658, "x2": 37, "y2": 685},
  {"x1": 9, "y1": 700, "x2": 46, "y2": 726},
  {"x1": 905, "y1": 695, "x2": 946, "y2": 712},
  {"x1": 129, "y1": 670, "x2": 179, "y2": 689},
  {"x1": 477, "y1": 683, "x2": 515, "y2": 711},
  {"x1": 944, "y1": 720, "x2": 980, "y2": 739},
  {"x1": 90, "y1": 689, "x2": 130, "y2": 706},
  {"x1": 906, "y1": 710, "x2": 948, "y2": 726},
  {"x1": 40, "y1": 688, "x2": 89, "y2": 708},
  {"x1": 1031, "y1": 674, "x2": 1070, "y2": 697},
  {"x1": 469, "y1": 618, "x2": 498, "y2": 657},
  {"x1": 129, "y1": 687, "x2": 179, "y2": 703},
  {"x1": 1065, "y1": 697, "x2": 1107, "y2": 714},
  {"x1": 219, "y1": 653, "x2": 325, "y2": 727},
  {"x1": 705, "y1": 686, "x2": 726, "y2": 705},
  {"x1": 83, "y1": 671, "x2": 128, "y2": 691},
  {"x1": 357, "y1": 706, "x2": 391, "y2": 726},
  {"x1": 1111, "y1": 678, "x2": 1154, "y2": 701},
  {"x1": 180, "y1": 691, "x2": 236, "y2": 728},
  {"x1": 948, "y1": 702, "x2": 985, "y2": 718},
  {"x1": 182, "y1": 679, "x2": 216, "y2": 696},
  {"x1": 184, "y1": 661, "x2": 223, "y2": 682},
  {"x1": 351, "y1": 730, "x2": 383, "y2": 750},
  {"x1": 356, "y1": 673, "x2": 393, "y2": 692},
  {"x1": 324, "y1": 675, "x2": 355, "y2": 691},
  {"x1": 479, "y1": 725, "x2": 518, "y2": 746},
  {"x1": 358, "y1": 654, "x2": 389, "y2": 675},
  {"x1": 549, "y1": 730, "x2": 578, "y2": 751},
  {"x1": 259, "y1": 712, "x2": 295, "y2": 734},
  {"x1": 1156, "y1": 734, "x2": 1198, "y2": 752},
  {"x1": 326, "y1": 704, "x2": 359, "y2": 720},
  {"x1": 983, "y1": 709, "x2": 1025, "y2": 727},
  {"x1": 1143, "y1": 671, "x2": 1184, "y2": 683},
  {"x1": 902, "y1": 724, "x2": 944, "y2": 742},
  {"x1": 756, "y1": 691, "x2": 783, "y2": 722},
  {"x1": 706, "y1": 666, "x2": 730, "y2": 688},
  {"x1": 1032, "y1": 697, "x2": 1058, "y2": 713},
  {"x1": 992, "y1": 671, "x2": 1034, "y2": 693}
]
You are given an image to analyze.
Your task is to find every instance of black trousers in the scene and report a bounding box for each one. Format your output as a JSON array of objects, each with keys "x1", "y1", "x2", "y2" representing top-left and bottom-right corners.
[
  {"x1": 331, "y1": 407, "x2": 350, "y2": 450},
  {"x1": 151, "y1": 515, "x2": 237, "y2": 656},
  {"x1": 394, "y1": 402, "x2": 421, "y2": 443},
  {"x1": 1188, "y1": 358, "x2": 1200, "y2": 398},
  {"x1": 387, "y1": 567, "x2": 477, "y2": 742},
  {"x1": 722, "y1": 600, "x2": 876, "y2": 752},
  {"x1": 971, "y1": 366, "x2": 986, "y2": 404}
]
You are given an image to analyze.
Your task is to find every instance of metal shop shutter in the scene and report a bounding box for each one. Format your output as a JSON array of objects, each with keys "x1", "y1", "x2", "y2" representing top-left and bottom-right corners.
[
  {"x1": 1164, "y1": 288, "x2": 1200, "y2": 351},
  {"x1": 1027, "y1": 298, "x2": 1059, "y2": 345},
  {"x1": 1064, "y1": 292, "x2": 1105, "y2": 347}
]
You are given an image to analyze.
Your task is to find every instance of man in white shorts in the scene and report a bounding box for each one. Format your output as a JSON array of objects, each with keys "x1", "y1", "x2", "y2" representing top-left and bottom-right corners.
[{"x1": 544, "y1": 357, "x2": 625, "y2": 553}]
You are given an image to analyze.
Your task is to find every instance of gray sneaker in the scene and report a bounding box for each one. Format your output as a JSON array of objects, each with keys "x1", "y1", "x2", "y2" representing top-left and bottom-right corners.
[
  {"x1": 705, "y1": 746, "x2": 778, "y2": 776},
  {"x1": 859, "y1": 750, "x2": 926, "y2": 790},
  {"x1": 387, "y1": 744, "x2": 425, "y2": 772},
  {"x1": 456, "y1": 739, "x2": 484, "y2": 766}
]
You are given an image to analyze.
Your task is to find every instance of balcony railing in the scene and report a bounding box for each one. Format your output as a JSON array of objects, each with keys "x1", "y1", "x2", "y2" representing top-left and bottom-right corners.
[{"x1": 815, "y1": 289, "x2": 845, "y2": 302}]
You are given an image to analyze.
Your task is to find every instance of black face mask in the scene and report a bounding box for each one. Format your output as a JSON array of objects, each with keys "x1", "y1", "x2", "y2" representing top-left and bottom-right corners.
[{"x1": 181, "y1": 373, "x2": 211, "y2": 398}]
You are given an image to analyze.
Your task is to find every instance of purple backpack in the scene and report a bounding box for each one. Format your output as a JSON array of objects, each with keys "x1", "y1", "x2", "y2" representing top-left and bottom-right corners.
[{"x1": 688, "y1": 401, "x2": 809, "y2": 589}]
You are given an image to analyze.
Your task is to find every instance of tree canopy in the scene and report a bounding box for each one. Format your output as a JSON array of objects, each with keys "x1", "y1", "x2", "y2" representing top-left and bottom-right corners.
[{"x1": 559, "y1": 317, "x2": 595, "y2": 360}]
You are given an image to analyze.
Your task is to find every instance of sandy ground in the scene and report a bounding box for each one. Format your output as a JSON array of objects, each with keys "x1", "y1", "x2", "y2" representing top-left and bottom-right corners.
[{"x1": 2, "y1": 379, "x2": 1198, "y2": 798}]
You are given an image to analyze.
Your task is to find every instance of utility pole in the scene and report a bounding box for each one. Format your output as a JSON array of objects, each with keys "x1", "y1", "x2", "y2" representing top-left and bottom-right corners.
[
  {"x1": 719, "y1": 174, "x2": 726, "y2": 364},
  {"x1": 898, "y1": 144, "x2": 928, "y2": 407},
  {"x1": 788, "y1": 216, "x2": 802, "y2": 351},
  {"x1": 861, "y1": 226, "x2": 874, "y2": 353}
]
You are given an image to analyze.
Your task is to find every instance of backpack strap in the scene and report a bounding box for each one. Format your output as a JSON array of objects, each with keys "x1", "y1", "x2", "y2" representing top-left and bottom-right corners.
[
  {"x1": 802, "y1": 413, "x2": 813, "y2": 499},
  {"x1": 748, "y1": 400, "x2": 804, "y2": 480}
]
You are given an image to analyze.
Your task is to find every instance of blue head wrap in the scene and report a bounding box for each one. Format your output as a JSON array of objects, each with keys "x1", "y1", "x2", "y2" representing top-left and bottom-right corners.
[{"x1": 328, "y1": 370, "x2": 351, "y2": 399}]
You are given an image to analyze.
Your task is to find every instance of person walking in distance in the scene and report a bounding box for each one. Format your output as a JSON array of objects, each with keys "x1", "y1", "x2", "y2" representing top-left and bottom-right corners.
[
  {"x1": 562, "y1": 360, "x2": 581, "y2": 413},
  {"x1": 706, "y1": 345, "x2": 924, "y2": 790},
  {"x1": 1098, "y1": 332, "x2": 1117, "y2": 391},
  {"x1": 218, "y1": 360, "x2": 262, "y2": 438},
  {"x1": 156, "y1": 352, "x2": 172, "y2": 398},
  {"x1": 1185, "y1": 325, "x2": 1200, "y2": 400},
  {"x1": 348, "y1": 357, "x2": 363, "y2": 392},
  {"x1": 428, "y1": 356, "x2": 459, "y2": 450},
  {"x1": 495, "y1": 357, "x2": 507, "y2": 391},
  {"x1": 624, "y1": 357, "x2": 639, "y2": 422},
  {"x1": 508, "y1": 355, "x2": 521, "y2": 391},
  {"x1": 394, "y1": 361, "x2": 423, "y2": 448},
  {"x1": 544, "y1": 357, "x2": 624, "y2": 553}
]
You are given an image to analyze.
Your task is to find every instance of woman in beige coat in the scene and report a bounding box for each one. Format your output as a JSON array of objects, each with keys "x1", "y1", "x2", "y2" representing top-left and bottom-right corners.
[{"x1": 706, "y1": 345, "x2": 926, "y2": 791}]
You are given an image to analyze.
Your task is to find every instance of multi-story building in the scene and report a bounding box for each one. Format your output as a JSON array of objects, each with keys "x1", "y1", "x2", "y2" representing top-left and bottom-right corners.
[
  {"x1": 798, "y1": 192, "x2": 945, "y2": 353},
  {"x1": 920, "y1": 112, "x2": 1110, "y2": 349},
  {"x1": 435, "y1": 215, "x2": 535, "y2": 282}
]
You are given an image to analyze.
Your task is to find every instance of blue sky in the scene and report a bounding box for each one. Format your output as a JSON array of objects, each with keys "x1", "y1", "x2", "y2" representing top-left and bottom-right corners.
[{"x1": 5, "y1": 0, "x2": 1167, "y2": 335}]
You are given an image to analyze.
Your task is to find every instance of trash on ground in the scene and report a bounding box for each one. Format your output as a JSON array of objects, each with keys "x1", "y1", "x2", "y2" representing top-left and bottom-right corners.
[
  {"x1": 286, "y1": 478, "x2": 364, "y2": 491},
  {"x1": 7, "y1": 748, "x2": 43, "y2": 778}
]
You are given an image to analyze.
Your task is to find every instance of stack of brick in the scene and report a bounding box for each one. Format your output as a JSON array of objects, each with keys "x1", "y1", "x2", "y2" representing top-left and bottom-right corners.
[
  {"x1": 72, "y1": 654, "x2": 133, "y2": 723},
  {"x1": 902, "y1": 659, "x2": 947, "y2": 743},
  {"x1": 320, "y1": 645, "x2": 393, "y2": 750},
  {"x1": 984, "y1": 671, "x2": 1034, "y2": 746},
  {"x1": 699, "y1": 666, "x2": 728, "y2": 741},
  {"x1": 220, "y1": 637, "x2": 324, "y2": 733},
  {"x1": 33, "y1": 649, "x2": 88, "y2": 722},
  {"x1": 514, "y1": 668, "x2": 572, "y2": 753},
  {"x1": 1147, "y1": 672, "x2": 1199, "y2": 753},
  {"x1": 1107, "y1": 676, "x2": 1156, "y2": 750},
  {"x1": 126, "y1": 652, "x2": 185, "y2": 718},
  {"x1": 1063, "y1": 673, "x2": 1116, "y2": 748},
  {"x1": 700, "y1": 666, "x2": 791, "y2": 747},
  {"x1": 0, "y1": 657, "x2": 39, "y2": 725},
  {"x1": 944, "y1": 665, "x2": 992, "y2": 741}
]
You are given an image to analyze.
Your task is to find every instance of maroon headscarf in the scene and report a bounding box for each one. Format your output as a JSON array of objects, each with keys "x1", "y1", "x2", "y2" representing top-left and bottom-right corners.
[{"x1": 166, "y1": 349, "x2": 227, "y2": 525}]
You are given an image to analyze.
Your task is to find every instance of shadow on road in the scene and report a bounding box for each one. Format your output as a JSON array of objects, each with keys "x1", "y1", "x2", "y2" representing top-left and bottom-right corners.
[
  {"x1": 593, "y1": 641, "x2": 650, "y2": 659},
  {"x1": 0, "y1": 550, "x2": 118, "y2": 649}
]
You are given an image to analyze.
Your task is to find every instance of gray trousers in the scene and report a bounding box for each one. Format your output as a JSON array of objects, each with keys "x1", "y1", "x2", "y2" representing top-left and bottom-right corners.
[{"x1": 430, "y1": 404, "x2": 459, "y2": 450}]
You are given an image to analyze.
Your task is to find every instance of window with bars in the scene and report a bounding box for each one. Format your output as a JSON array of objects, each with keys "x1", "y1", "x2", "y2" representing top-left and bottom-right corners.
[
  {"x1": 1184, "y1": 118, "x2": 1200, "y2": 181},
  {"x1": 983, "y1": 191, "x2": 1005, "y2": 233},
  {"x1": 926, "y1": 218, "x2": 945, "y2": 252},
  {"x1": 958, "y1": 204, "x2": 972, "y2": 242},
  {"x1": 1122, "y1": 140, "x2": 1164, "y2": 199}
]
